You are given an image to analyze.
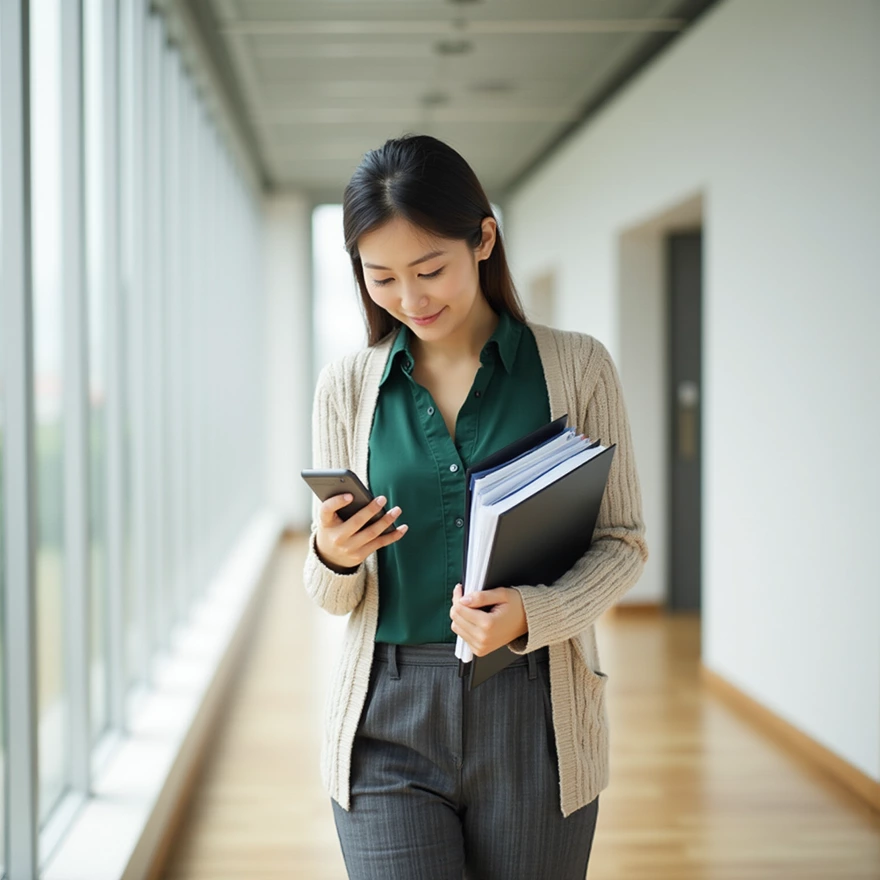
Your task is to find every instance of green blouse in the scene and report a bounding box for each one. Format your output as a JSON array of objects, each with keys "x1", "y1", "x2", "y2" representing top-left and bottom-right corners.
[{"x1": 368, "y1": 308, "x2": 551, "y2": 644}]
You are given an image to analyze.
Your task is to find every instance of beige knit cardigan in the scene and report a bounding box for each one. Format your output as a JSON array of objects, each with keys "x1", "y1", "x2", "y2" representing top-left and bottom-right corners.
[{"x1": 302, "y1": 320, "x2": 648, "y2": 817}]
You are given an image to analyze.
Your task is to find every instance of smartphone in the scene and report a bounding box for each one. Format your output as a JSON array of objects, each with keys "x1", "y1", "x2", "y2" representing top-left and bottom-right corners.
[{"x1": 301, "y1": 468, "x2": 398, "y2": 536}]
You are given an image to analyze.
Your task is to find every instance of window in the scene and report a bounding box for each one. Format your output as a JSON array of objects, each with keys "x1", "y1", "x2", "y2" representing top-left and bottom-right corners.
[
  {"x1": 2, "y1": 0, "x2": 268, "y2": 869},
  {"x1": 83, "y1": 0, "x2": 110, "y2": 745},
  {"x1": 0, "y1": 5, "x2": 7, "y2": 872},
  {"x1": 29, "y1": 0, "x2": 69, "y2": 825},
  {"x1": 119, "y1": 0, "x2": 148, "y2": 697}
]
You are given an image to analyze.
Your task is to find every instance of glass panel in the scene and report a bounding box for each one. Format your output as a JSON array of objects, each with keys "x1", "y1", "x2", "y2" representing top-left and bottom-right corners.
[
  {"x1": 145, "y1": 12, "x2": 163, "y2": 658},
  {"x1": 84, "y1": 0, "x2": 109, "y2": 744},
  {"x1": 30, "y1": 0, "x2": 69, "y2": 824},
  {"x1": 119, "y1": 0, "x2": 143, "y2": 694},
  {"x1": 162, "y1": 46, "x2": 177, "y2": 631},
  {"x1": 0, "y1": 6, "x2": 7, "y2": 872}
]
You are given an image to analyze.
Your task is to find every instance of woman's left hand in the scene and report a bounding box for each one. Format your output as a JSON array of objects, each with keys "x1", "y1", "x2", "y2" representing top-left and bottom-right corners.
[{"x1": 449, "y1": 584, "x2": 528, "y2": 656}]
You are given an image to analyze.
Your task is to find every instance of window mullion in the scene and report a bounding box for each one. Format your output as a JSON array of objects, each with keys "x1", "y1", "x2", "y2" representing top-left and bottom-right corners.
[
  {"x1": 102, "y1": 0, "x2": 125, "y2": 732},
  {"x1": 60, "y1": 0, "x2": 91, "y2": 797},
  {"x1": 1, "y1": 0, "x2": 40, "y2": 876}
]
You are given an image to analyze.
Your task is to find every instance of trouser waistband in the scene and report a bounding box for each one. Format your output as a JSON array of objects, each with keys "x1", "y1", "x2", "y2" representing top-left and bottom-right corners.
[{"x1": 374, "y1": 641, "x2": 549, "y2": 681}]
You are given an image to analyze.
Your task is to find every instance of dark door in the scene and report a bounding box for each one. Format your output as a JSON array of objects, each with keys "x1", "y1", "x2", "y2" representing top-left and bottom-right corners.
[{"x1": 667, "y1": 231, "x2": 703, "y2": 612}]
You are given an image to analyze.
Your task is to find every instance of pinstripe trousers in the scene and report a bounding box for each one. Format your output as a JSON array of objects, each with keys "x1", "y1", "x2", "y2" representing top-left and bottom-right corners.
[{"x1": 331, "y1": 641, "x2": 600, "y2": 880}]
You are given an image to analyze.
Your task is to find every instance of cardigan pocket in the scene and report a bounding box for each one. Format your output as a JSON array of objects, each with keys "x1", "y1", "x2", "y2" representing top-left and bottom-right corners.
[
  {"x1": 570, "y1": 637, "x2": 610, "y2": 768},
  {"x1": 573, "y1": 663, "x2": 608, "y2": 761},
  {"x1": 571, "y1": 630, "x2": 610, "y2": 687}
]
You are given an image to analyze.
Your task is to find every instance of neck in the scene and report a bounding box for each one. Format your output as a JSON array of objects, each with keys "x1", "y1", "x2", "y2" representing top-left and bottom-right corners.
[{"x1": 410, "y1": 294, "x2": 499, "y2": 366}]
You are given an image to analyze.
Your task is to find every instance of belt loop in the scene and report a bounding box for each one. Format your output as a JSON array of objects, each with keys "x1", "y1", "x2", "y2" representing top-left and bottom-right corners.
[
  {"x1": 388, "y1": 643, "x2": 400, "y2": 680},
  {"x1": 527, "y1": 650, "x2": 537, "y2": 680}
]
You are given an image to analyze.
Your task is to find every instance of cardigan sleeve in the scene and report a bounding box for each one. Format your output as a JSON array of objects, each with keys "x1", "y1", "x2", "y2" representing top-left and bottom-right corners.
[
  {"x1": 506, "y1": 341, "x2": 648, "y2": 652},
  {"x1": 301, "y1": 362, "x2": 368, "y2": 616}
]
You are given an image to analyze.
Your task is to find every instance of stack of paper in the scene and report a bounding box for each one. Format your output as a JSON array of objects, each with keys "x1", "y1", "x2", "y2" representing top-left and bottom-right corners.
[{"x1": 454, "y1": 428, "x2": 608, "y2": 663}]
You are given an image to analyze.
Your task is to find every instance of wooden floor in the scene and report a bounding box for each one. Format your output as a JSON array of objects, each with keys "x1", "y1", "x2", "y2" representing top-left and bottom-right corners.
[{"x1": 161, "y1": 535, "x2": 880, "y2": 879}]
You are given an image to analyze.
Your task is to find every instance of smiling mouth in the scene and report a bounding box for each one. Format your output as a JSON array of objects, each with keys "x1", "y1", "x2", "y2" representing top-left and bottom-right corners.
[{"x1": 408, "y1": 308, "x2": 444, "y2": 320}]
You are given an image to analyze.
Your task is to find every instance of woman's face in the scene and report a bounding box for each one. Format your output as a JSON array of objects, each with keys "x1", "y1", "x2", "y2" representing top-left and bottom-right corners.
[{"x1": 358, "y1": 215, "x2": 496, "y2": 342}]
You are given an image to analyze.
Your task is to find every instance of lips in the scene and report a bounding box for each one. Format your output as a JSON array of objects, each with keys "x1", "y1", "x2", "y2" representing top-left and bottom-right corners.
[{"x1": 410, "y1": 307, "x2": 444, "y2": 326}]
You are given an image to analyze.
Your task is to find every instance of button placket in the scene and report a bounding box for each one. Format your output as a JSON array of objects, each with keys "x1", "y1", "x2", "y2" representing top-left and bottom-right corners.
[
  {"x1": 456, "y1": 357, "x2": 492, "y2": 463},
  {"x1": 404, "y1": 356, "x2": 470, "y2": 621}
]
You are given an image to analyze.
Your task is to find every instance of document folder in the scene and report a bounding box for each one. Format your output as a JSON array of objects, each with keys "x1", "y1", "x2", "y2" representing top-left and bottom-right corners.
[{"x1": 458, "y1": 415, "x2": 616, "y2": 689}]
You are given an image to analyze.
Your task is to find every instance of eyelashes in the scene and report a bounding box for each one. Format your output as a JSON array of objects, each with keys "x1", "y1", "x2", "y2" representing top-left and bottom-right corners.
[{"x1": 371, "y1": 267, "x2": 444, "y2": 287}]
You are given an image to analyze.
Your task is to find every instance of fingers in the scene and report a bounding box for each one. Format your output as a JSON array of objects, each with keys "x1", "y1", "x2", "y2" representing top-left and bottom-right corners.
[
  {"x1": 358, "y1": 518, "x2": 408, "y2": 558},
  {"x1": 450, "y1": 585, "x2": 501, "y2": 647},
  {"x1": 318, "y1": 492, "x2": 355, "y2": 527},
  {"x1": 364, "y1": 505, "x2": 404, "y2": 540},
  {"x1": 318, "y1": 494, "x2": 408, "y2": 570},
  {"x1": 459, "y1": 587, "x2": 505, "y2": 608},
  {"x1": 346, "y1": 494, "x2": 390, "y2": 533},
  {"x1": 449, "y1": 607, "x2": 485, "y2": 655}
]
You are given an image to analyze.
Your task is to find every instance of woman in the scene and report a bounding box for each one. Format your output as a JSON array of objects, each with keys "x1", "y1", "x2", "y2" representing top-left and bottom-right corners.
[{"x1": 303, "y1": 133, "x2": 648, "y2": 880}]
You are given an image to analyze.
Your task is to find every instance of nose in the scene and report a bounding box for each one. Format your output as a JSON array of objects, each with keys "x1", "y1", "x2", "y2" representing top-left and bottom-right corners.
[{"x1": 400, "y1": 285, "x2": 430, "y2": 313}]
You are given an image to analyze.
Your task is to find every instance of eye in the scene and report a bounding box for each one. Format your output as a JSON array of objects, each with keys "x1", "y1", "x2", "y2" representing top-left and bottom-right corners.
[{"x1": 370, "y1": 267, "x2": 444, "y2": 287}]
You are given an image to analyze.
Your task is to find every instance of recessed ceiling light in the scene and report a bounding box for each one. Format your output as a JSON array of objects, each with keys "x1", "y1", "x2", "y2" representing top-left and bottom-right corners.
[
  {"x1": 421, "y1": 92, "x2": 450, "y2": 107},
  {"x1": 435, "y1": 38, "x2": 473, "y2": 56},
  {"x1": 469, "y1": 80, "x2": 515, "y2": 95}
]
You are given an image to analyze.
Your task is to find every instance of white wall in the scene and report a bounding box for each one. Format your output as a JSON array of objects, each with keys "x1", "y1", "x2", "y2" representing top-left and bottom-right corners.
[
  {"x1": 264, "y1": 193, "x2": 313, "y2": 531},
  {"x1": 506, "y1": 0, "x2": 880, "y2": 782}
]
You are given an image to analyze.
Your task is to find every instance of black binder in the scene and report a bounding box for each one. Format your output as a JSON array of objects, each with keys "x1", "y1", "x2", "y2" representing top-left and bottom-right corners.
[{"x1": 458, "y1": 414, "x2": 616, "y2": 689}]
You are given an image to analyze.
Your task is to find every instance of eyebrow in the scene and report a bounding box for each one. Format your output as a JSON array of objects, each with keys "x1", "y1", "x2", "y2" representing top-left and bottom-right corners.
[{"x1": 362, "y1": 249, "x2": 447, "y2": 271}]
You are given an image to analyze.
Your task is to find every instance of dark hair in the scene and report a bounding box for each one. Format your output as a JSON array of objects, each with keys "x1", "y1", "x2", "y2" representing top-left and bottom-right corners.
[{"x1": 342, "y1": 133, "x2": 527, "y2": 346}]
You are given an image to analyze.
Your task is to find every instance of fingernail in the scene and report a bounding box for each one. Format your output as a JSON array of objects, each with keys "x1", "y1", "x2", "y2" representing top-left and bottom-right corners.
[
  {"x1": 376, "y1": 495, "x2": 386, "y2": 505},
  {"x1": 461, "y1": 596, "x2": 472, "y2": 604},
  {"x1": 398, "y1": 524, "x2": 408, "y2": 532}
]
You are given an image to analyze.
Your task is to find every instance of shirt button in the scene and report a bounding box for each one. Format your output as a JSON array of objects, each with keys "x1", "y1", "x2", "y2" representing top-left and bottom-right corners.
[
  {"x1": 474, "y1": 390, "x2": 481, "y2": 397},
  {"x1": 404, "y1": 359, "x2": 412, "y2": 370},
  {"x1": 455, "y1": 517, "x2": 464, "y2": 528},
  {"x1": 427, "y1": 406, "x2": 435, "y2": 415},
  {"x1": 449, "y1": 463, "x2": 459, "y2": 473}
]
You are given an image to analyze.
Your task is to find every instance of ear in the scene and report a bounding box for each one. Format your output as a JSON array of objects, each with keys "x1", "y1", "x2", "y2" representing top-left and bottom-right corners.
[{"x1": 476, "y1": 216, "x2": 497, "y2": 262}]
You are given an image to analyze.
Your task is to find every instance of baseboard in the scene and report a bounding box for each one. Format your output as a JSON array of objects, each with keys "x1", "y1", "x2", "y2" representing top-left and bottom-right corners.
[{"x1": 701, "y1": 664, "x2": 880, "y2": 814}]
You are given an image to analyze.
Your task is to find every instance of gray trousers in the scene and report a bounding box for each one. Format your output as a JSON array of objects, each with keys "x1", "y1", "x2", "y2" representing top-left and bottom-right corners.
[{"x1": 331, "y1": 641, "x2": 599, "y2": 880}]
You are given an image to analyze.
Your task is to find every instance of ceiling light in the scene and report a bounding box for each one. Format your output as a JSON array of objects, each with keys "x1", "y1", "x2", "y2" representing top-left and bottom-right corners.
[
  {"x1": 469, "y1": 80, "x2": 515, "y2": 95},
  {"x1": 421, "y1": 92, "x2": 450, "y2": 107},
  {"x1": 435, "y1": 38, "x2": 473, "y2": 55}
]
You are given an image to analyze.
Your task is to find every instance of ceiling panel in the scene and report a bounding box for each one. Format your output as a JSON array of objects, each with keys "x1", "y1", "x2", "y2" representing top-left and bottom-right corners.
[{"x1": 193, "y1": 0, "x2": 720, "y2": 199}]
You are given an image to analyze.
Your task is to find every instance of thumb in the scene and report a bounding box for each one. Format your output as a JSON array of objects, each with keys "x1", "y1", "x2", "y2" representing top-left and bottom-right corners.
[{"x1": 461, "y1": 587, "x2": 508, "y2": 608}]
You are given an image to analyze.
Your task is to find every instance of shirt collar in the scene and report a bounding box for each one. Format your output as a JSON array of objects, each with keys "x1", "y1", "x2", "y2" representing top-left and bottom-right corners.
[
  {"x1": 378, "y1": 324, "x2": 413, "y2": 386},
  {"x1": 482, "y1": 307, "x2": 522, "y2": 374},
  {"x1": 378, "y1": 308, "x2": 523, "y2": 386}
]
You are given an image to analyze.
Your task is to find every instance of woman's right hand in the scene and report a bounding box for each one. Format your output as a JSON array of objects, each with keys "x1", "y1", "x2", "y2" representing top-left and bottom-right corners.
[{"x1": 315, "y1": 494, "x2": 408, "y2": 573}]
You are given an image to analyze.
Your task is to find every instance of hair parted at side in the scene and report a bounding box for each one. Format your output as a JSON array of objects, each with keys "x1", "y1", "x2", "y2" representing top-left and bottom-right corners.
[{"x1": 342, "y1": 132, "x2": 527, "y2": 346}]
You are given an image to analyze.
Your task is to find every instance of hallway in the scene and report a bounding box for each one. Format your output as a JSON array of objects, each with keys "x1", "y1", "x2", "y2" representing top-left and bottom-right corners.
[{"x1": 161, "y1": 535, "x2": 880, "y2": 880}]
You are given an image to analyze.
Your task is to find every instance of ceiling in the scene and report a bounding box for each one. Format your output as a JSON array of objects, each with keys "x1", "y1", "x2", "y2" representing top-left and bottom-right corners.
[{"x1": 190, "y1": 0, "x2": 720, "y2": 204}]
